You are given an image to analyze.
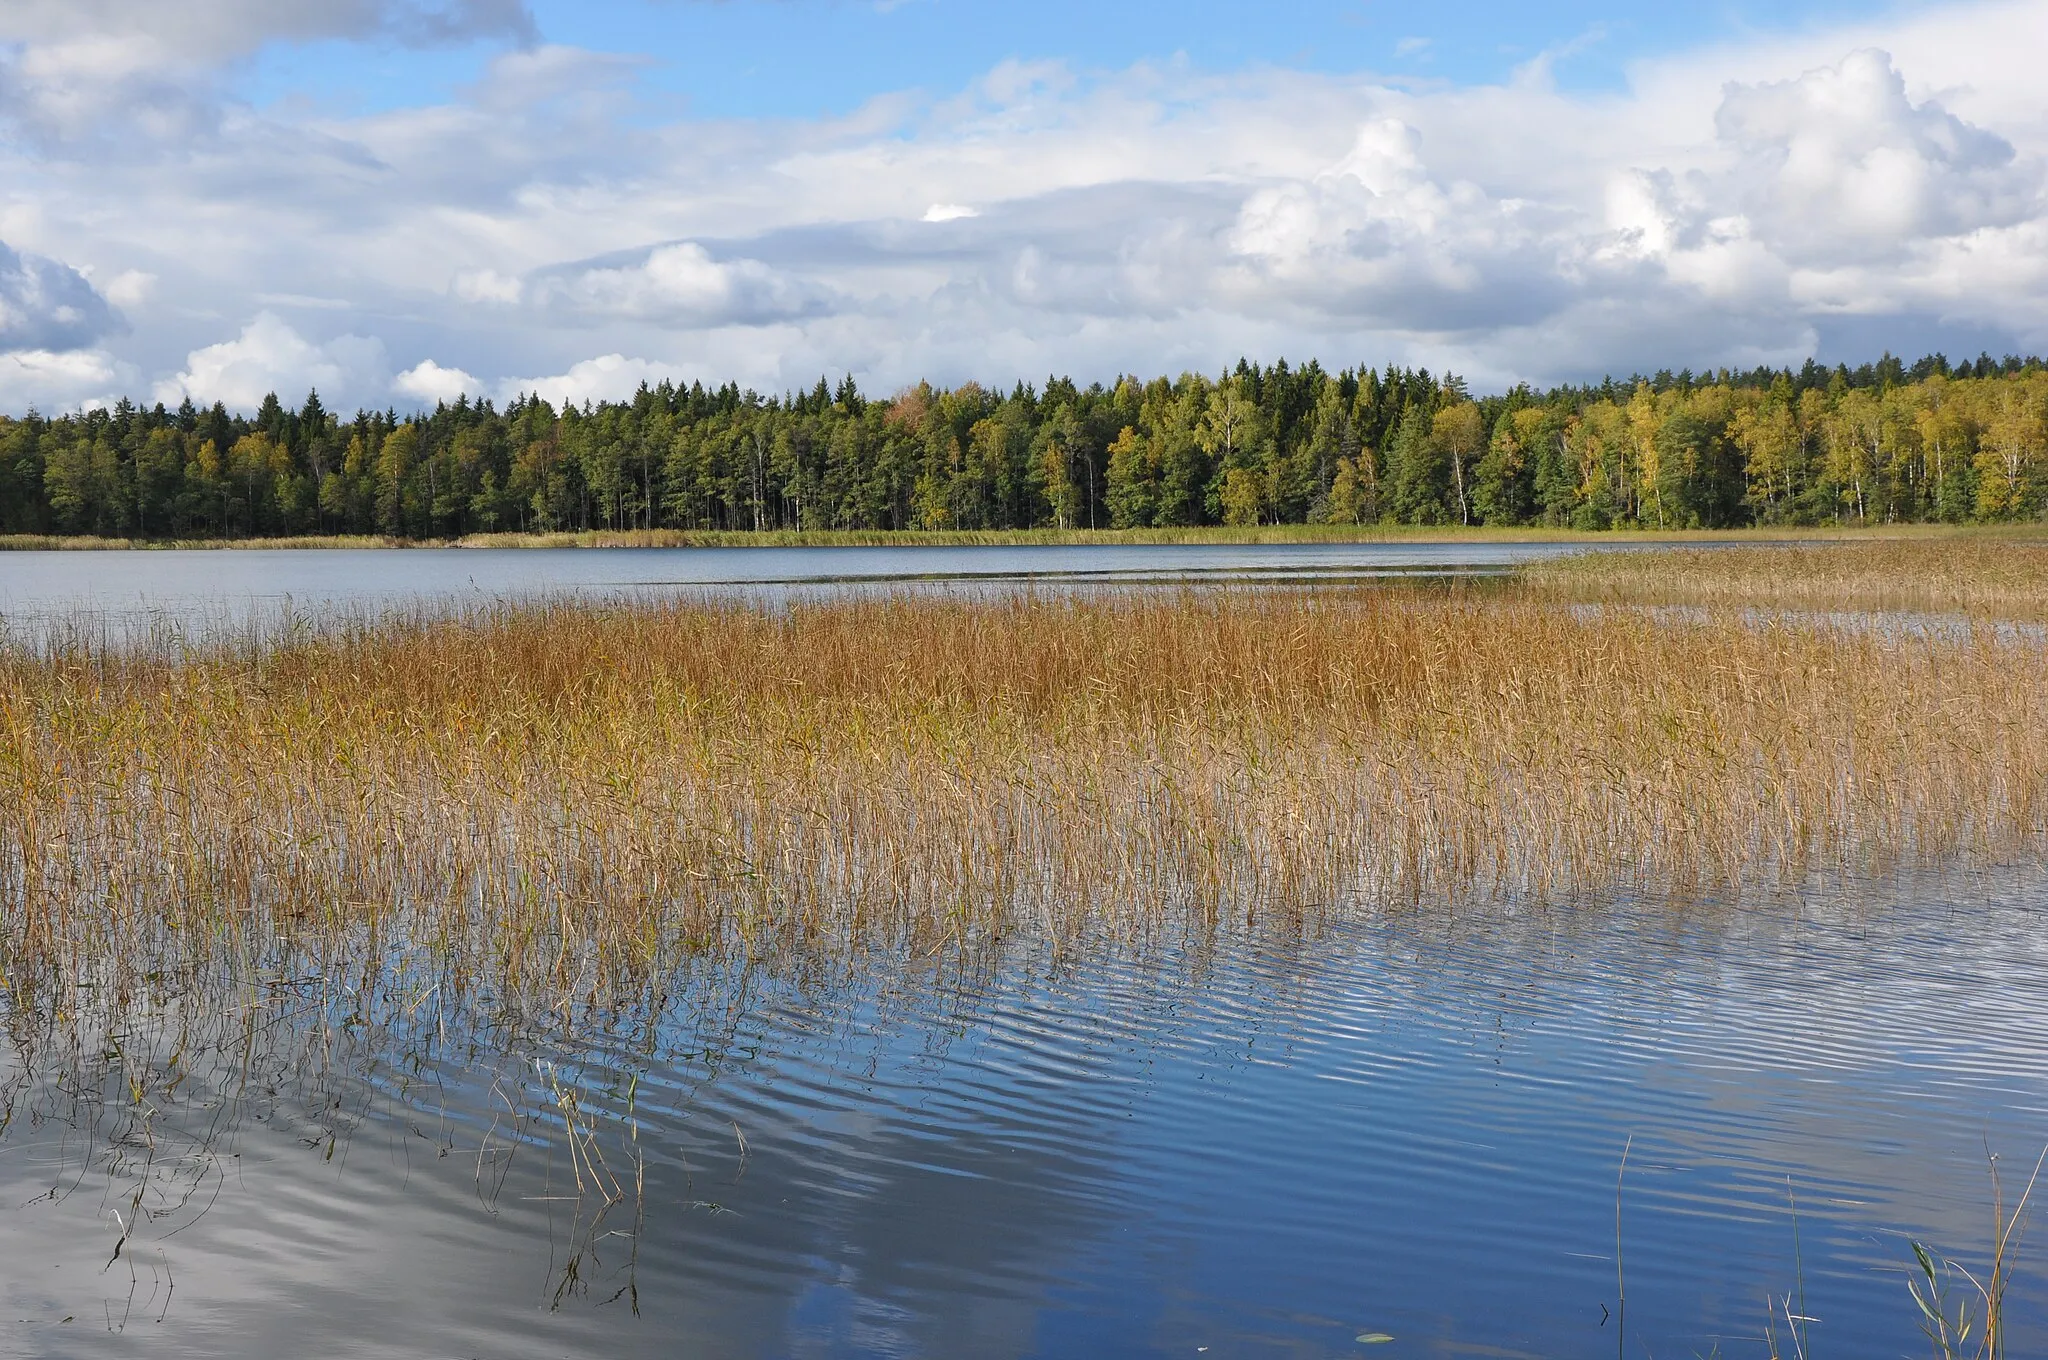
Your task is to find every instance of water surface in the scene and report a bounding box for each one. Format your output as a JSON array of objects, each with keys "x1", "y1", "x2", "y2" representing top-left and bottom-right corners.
[
  {"x1": 3, "y1": 880, "x2": 2044, "y2": 1358},
  {"x1": 0, "y1": 542, "x2": 1601, "y2": 640}
]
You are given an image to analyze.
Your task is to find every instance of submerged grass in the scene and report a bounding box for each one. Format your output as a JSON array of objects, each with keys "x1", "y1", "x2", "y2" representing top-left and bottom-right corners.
[{"x1": 4, "y1": 582, "x2": 2046, "y2": 1011}]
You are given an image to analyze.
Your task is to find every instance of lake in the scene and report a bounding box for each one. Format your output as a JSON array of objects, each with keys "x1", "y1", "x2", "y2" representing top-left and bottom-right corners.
[
  {"x1": 0, "y1": 542, "x2": 1600, "y2": 641},
  {"x1": 3, "y1": 879, "x2": 2044, "y2": 1357},
  {"x1": 1, "y1": 544, "x2": 2043, "y2": 1358}
]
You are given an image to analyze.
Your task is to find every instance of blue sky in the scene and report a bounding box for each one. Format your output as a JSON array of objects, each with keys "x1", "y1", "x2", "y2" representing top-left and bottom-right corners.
[
  {"x1": 0, "y1": 0, "x2": 2042, "y2": 411},
  {"x1": 244, "y1": 1, "x2": 1939, "y2": 118}
]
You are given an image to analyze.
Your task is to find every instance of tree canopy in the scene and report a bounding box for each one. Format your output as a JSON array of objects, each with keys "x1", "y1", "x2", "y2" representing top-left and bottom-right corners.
[{"x1": 6, "y1": 351, "x2": 2047, "y2": 539}]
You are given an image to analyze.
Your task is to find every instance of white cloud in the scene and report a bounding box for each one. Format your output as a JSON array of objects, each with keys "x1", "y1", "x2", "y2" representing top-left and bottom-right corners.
[
  {"x1": 101, "y1": 269, "x2": 155, "y2": 309},
  {"x1": 498, "y1": 354, "x2": 690, "y2": 409},
  {"x1": 152, "y1": 313, "x2": 388, "y2": 411},
  {"x1": 1223, "y1": 118, "x2": 1565, "y2": 328},
  {"x1": 0, "y1": 348, "x2": 126, "y2": 412},
  {"x1": 922, "y1": 203, "x2": 978, "y2": 223},
  {"x1": 1714, "y1": 48, "x2": 2035, "y2": 260},
  {"x1": 529, "y1": 243, "x2": 827, "y2": 326},
  {"x1": 0, "y1": 0, "x2": 535, "y2": 150},
  {"x1": 451, "y1": 268, "x2": 524, "y2": 305},
  {"x1": 393, "y1": 358, "x2": 480, "y2": 405}
]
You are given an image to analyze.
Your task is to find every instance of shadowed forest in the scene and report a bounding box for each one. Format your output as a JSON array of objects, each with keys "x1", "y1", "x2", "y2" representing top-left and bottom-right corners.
[{"x1": 5, "y1": 352, "x2": 2047, "y2": 541}]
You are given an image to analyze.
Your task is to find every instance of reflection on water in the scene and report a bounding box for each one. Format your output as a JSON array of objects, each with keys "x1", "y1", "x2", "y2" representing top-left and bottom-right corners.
[{"x1": 3, "y1": 875, "x2": 2045, "y2": 1358}]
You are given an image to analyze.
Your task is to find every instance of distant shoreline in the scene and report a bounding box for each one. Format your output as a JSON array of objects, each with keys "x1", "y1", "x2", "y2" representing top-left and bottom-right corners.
[{"x1": 4, "y1": 523, "x2": 2038, "y2": 551}]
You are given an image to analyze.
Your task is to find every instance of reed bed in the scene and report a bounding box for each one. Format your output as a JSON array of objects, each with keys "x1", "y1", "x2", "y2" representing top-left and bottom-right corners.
[
  {"x1": 0, "y1": 532, "x2": 407, "y2": 551},
  {"x1": 1530, "y1": 539, "x2": 2048, "y2": 620},
  {"x1": 3, "y1": 585, "x2": 2047, "y2": 1009}
]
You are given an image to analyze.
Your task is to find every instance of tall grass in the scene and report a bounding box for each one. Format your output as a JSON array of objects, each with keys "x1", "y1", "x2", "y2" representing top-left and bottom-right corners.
[
  {"x1": 5, "y1": 584, "x2": 2045, "y2": 1011},
  {"x1": 0, "y1": 532, "x2": 408, "y2": 551},
  {"x1": 1528, "y1": 540, "x2": 2048, "y2": 620}
]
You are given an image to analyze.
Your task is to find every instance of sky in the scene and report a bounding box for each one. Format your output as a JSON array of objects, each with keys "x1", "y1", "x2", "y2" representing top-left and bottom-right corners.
[{"x1": 1, "y1": 0, "x2": 2045, "y2": 413}]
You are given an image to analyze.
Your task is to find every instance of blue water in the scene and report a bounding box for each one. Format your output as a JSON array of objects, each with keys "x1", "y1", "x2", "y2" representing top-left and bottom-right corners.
[{"x1": 3, "y1": 879, "x2": 2043, "y2": 1358}]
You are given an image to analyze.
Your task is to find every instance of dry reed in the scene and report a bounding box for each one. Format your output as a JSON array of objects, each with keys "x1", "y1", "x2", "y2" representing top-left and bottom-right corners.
[
  {"x1": 1529, "y1": 540, "x2": 2048, "y2": 620},
  {"x1": 4, "y1": 584, "x2": 2047, "y2": 1010}
]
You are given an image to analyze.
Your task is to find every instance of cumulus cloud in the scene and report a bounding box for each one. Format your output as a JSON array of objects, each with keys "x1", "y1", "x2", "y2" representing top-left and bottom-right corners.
[
  {"x1": 100, "y1": 269, "x2": 155, "y2": 309},
  {"x1": 498, "y1": 354, "x2": 690, "y2": 409},
  {"x1": 1714, "y1": 48, "x2": 2034, "y2": 260},
  {"x1": 529, "y1": 243, "x2": 829, "y2": 327},
  {"x1": 0, "y1": 240, "x2": 121, "y2": 351},
  {"x1": 0, "y1": 348, "x2": 127, "y2": 412},
  {"x1": 394, "y1": 358, "x2": 481, "y2": 405},
  {"x1": 152, "y1": 313, "x2": 388, "y2": 411},
  {"x1": 451, "y1": 269, "x2": 524, "y2": 305},
  {"x1": 1223, "y1": 119, "x2": 1572, "y2": 329}
]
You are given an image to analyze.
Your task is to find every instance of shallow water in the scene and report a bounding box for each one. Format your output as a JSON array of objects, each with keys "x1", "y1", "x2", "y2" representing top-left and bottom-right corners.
[
  {"x1": 0, "y1": 542, "x2": 1605, "y2": 642},
  {"x1": 3, "y1": 879, "x2": 2045, "y2": 1358}
]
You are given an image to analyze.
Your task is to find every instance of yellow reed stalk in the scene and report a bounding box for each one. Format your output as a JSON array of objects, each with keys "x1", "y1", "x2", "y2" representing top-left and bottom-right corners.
[
  {"x1": 1, "y1": 584, "x2": 2044, "y2": 1009},
  {"x1": 1527, "y1": 540, "x2": 2048, "y2": 620}
]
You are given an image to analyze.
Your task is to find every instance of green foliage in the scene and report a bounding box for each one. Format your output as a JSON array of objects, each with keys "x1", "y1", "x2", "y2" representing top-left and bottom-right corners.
[
  {"x1": 4, "y1": 352, "x2": 2046, "y2": 540},
  {"x1": 1385, "y1": 406, "x2": 1449, "y2": 525}
]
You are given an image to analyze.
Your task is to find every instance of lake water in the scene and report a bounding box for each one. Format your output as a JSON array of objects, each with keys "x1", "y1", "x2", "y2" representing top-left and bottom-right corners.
[
  {"x1": 2, "y1": 545, "x2": 2045, "y2": 1358},
  {"x1": 2, "y1": 880, "x2": 2045, "y2": 1358},
  {"x1": 0, "y1": 542, "x2": 1600, "y2": 641}
]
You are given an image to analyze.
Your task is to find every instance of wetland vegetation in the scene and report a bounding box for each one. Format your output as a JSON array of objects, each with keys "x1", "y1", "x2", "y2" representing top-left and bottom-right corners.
[
  {"x1": 9, "y1": 565, "x2": 2048, "y2": 1005},
  {"x1": 1526, "y1": 536, "x2": 2048, "y2": 621}
]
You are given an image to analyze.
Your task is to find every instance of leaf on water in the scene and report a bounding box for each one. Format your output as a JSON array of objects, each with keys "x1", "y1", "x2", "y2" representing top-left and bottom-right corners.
[{"x1": 1356, "y1": 1333, "x2": 1395, "y2": 1345}]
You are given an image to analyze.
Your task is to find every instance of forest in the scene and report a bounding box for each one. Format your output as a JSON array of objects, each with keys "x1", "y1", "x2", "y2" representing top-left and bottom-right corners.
[{"x1": 3, "y1": 351, "x2": 2046, "y2": 540}]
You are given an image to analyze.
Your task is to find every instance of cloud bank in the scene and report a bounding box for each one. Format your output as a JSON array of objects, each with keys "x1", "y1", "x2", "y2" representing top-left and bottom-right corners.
[
  {"x1": 1, "y1": 0, "x2": 2046, "y2": 410},
  {"x1": 150, "y1": 313, "x2": 387, "y2": 411}
]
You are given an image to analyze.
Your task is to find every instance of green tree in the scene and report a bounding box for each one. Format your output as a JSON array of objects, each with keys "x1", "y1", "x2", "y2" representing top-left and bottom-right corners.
[
  {"x1": 1431, "y1": 403, "x2": 1485, "y2": 525},
  {"x1": 376, "y1": 425, "x2": 419, "y2": 537},
  {"x1": 1103, "y1": 426, "x2": 1157, "y2": 529},
  {"x1": 1384, "y1": 406, "x2": 1449, "y2": 525}
]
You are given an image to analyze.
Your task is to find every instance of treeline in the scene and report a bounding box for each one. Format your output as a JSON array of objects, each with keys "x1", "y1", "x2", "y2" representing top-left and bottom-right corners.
[{"x1": 4, "y1": 351, "x2": 2047, "y2": 539}]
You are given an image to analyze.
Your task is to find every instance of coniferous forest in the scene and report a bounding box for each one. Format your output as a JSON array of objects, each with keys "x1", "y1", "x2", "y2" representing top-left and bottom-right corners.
[{"x1": 5, "y1": 351, "x2": 2047, "y2": 540}]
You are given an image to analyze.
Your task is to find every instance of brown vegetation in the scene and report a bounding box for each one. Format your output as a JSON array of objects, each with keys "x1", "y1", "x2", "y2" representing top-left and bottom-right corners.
[
  {"x1": 5, "y1": 582, "x2": 2046, "y2": 1012},
  {"x1": 1530, "y1": 538, "x2": 2048, "y2": 620}
]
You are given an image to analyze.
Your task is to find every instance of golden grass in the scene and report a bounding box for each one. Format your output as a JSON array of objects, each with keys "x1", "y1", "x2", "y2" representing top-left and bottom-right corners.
[
  {"x1": 1530, "y1": 540, "x2": 2048, "y2": 620},
  {"x1": 5, "y1": 584, "x2": 2045, "y2": 1012}
]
